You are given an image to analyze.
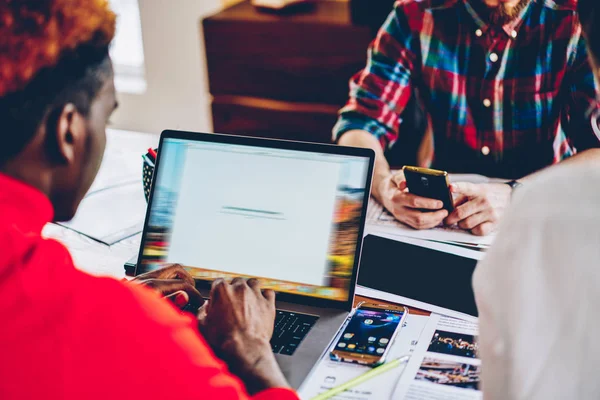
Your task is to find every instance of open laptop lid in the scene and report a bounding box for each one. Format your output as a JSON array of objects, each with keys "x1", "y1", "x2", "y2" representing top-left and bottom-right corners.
[{"x1": 135, "y1": 130, "x2": 375, "y2": 311}]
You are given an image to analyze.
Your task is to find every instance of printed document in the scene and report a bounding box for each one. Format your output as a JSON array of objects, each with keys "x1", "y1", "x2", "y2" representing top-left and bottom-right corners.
[{"x1": 393, "y1": 315, "x2": 481, "y2": 400}]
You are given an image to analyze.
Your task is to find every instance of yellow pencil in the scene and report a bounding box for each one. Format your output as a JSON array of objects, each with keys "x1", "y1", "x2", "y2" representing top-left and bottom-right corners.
[{"x1": 310, "y1": 355, "x2": 411, "y2": 400}]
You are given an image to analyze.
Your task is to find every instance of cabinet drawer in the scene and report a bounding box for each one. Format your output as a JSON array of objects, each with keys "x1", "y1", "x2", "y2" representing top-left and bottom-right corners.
[
  {"x1": 202, "y1": 1, "x2": 371, "y2": 104},
  {"x1": 211, "y1": 95, "x2": 339, "y2": 143}
]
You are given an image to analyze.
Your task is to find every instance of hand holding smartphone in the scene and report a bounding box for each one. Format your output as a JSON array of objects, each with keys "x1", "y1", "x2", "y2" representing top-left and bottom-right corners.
[
  {"x1": 330, "y1": 303, "x2": 408, "y2": 367},
  {"x1": 402, "y1": 166, "x2": 454, "y2": 212}
]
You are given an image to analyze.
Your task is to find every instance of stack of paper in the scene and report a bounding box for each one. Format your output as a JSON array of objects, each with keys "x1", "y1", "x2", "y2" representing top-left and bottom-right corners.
[{"x1": 365, "y1": 199, "x2": 494, "y2": 250}]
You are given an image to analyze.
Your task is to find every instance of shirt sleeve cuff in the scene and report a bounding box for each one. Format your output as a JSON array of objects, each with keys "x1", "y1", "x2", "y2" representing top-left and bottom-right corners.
[
  {"x1": 333, "y1": 115, "x2": 398, "y2": 149},
  {"x1": 252, "y1": 388, "x2": 299, "y2": 400}
]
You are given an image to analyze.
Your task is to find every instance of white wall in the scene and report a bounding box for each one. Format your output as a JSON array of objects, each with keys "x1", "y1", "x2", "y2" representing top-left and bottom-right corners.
[{"x1": 111, "y1": 0, "x2": 222, "y2": 134}]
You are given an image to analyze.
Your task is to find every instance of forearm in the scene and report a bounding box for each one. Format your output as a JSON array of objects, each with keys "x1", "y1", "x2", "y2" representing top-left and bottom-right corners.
[
  {"x1": 220, "y1": 336, "x2": 290, "y2": 395},
  {"x1": 520, "y1": 148, "x2": 600, "y2": 183},
  {"x1": 338, "y1": 130, "x2": 397, "y2": 202}
]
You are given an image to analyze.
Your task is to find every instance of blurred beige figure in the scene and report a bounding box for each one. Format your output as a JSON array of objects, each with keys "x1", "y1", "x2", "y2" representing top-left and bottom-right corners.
[{"x1": 473, "y1": 164, "x2": 600, "y2": 399}]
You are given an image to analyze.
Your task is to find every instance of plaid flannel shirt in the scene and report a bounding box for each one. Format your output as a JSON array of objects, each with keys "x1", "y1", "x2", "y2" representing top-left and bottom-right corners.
[{"x1": 334, "y1": 0, "x2": 600, "y2": 178}]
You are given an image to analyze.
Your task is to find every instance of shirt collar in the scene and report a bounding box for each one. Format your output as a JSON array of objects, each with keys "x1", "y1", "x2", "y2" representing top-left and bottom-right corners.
[
  {"x1": 463, "y1": 0, "x2": 533, "y2": 39},
  {"x1": 0, "y1": 173, "x2": 54, "y2": 234}
]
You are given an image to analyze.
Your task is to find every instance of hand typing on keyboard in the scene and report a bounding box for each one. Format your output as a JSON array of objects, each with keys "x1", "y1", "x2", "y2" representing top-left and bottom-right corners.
[
  {"x1": 198, "y1": 277, "x2": 290, "y2": 394},
  {"x1": 131, "y1": 264, "x2": 204, "y2": 311}
]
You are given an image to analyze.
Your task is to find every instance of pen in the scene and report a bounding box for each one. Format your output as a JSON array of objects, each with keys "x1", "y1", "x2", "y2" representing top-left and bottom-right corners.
[
  {"x1": 310, "y1": 355, "x2": 411, "y2": 400},
  {"x1": 147, "y1": 147, "x2": 157, "y2": 161}
]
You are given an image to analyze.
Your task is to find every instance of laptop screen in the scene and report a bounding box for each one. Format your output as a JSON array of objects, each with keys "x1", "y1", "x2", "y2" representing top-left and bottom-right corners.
[{"x1": 137, "y1": 137, "x2": 372, "y2": 302}]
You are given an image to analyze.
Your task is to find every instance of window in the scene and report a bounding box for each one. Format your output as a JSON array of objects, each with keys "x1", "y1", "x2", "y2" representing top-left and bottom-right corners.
[{"x1": 109, "y1": 0, "x2": 147, "y2": 93}]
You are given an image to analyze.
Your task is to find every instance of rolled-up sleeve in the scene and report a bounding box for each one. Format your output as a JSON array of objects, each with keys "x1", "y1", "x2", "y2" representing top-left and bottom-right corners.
[{"x1": 333, "y1": 3, "x2": 419, "y2": 149}]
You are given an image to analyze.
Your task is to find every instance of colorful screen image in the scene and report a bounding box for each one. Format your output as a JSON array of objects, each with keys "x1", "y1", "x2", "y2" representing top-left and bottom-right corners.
[
  {"x1": 415, "y1": 358, "x2": 480, "y2": 390},
  {"x1": 138, "y1": 138, "x2": 371, "y2": 301},
  {"x1": 427, "y1": 330, "x2": 478, "y2": 359},
  {"x1": 332, "y1": 306, "x2": 404, "y2": 356}
]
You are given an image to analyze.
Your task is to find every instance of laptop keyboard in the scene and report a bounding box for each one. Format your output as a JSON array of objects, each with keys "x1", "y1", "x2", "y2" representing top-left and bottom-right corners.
[{"x1": 271, "y1": 310, "x2": 319, "y2": 356}]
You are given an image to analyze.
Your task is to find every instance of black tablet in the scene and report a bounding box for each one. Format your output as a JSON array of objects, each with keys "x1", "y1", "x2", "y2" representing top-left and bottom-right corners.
[{"x1": 358, "y1": 235, "x2": 478, "y2": 317}]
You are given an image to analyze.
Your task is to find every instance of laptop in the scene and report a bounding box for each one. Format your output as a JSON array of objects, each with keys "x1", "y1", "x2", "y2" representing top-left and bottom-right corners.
[{"x1": 134, "y1": 130, "x2": 375, "y2": 388}]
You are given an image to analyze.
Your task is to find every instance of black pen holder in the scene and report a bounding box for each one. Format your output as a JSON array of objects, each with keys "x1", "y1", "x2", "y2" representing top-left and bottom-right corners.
[{"x1": 142, "y1": 149, "x2": 157, "y2": 203}]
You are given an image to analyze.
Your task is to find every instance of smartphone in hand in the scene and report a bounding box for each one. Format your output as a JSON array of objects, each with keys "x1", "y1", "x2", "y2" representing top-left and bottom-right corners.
[{"x1": 402, "y1": 166, "x2": 454, "y2": 212}]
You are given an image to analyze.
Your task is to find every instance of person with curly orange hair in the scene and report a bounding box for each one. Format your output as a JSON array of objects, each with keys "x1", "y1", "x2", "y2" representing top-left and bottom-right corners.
[{"x1": 0, "y1": 2, "x2": 297, "y2": 399}]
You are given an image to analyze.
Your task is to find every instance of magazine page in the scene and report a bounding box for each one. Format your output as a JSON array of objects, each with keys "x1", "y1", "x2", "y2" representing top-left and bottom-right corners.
[
  {"x1": 298, "y1": 312, "x2": 431, "y2": 400},
  {"x1": 393, "y1": 315, "x2": 481, "y2": 400}
]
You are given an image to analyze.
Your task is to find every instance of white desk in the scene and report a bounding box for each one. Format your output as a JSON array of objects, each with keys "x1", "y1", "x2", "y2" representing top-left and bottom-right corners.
[{"x1": 43, "y1": 129, "x2": 158, "y2": 279}]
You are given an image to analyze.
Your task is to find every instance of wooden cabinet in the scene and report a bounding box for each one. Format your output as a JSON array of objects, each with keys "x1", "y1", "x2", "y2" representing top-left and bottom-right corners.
[{"x1": 202, "y1": 0, "x2": 372, "y2": 143}]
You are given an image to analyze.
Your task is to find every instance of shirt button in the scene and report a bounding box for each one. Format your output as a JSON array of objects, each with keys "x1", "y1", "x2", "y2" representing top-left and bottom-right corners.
[
  {"x1": 483, "y1": 98, "x2": 492, "y2": 108},
  {"x1": 511, "y1": 30, "x2": 518, "y2": 39},
  {"x1": 481, "y1": 146, "x2": 490, "y2": 156},
  {"x1": 489, "y1": 53, "x2": 499, "y2": 63},
  {"x1": 475, "y1": 29, "x2": 483, "y2": 37}
]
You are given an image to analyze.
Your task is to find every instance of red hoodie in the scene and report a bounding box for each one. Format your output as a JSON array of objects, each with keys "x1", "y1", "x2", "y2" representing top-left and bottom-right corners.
[{"x1": 0, "y1": 173, "x2": 298, "y2": 400}]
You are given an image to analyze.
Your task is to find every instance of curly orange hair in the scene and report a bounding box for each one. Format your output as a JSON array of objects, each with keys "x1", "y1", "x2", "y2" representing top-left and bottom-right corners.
[{"x1": 0, "y1": 0, "x2": 116, "y2": 98}]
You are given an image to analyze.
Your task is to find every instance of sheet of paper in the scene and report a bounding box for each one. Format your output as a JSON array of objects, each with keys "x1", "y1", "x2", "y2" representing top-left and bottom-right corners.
[
  {"x1": 356, "y1": 286, "x2": 478, "y2": 324},
  {"x1": 298, "y1": 314, "x2": 431, "y2": 400},
  {"x1": 89, "y1": 128, "x2": 158, "y2": 192},
  {"x1": 57, "y1": 180, "x2": 147, "y2": 245},
  {"x1": 43, "y1": 225, "x2": 141, "y2": 279},
  {"x1": 392, "y1": 315, "x2": 481, "y2": 400},
  {"x1": 366, "y1": 199, "x2": 494, "y2": 247}
]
